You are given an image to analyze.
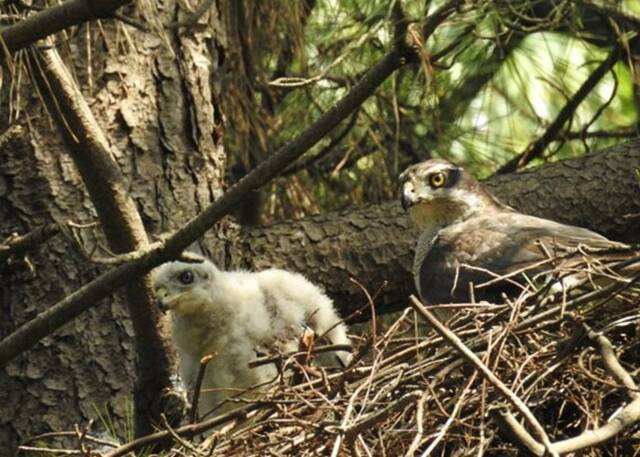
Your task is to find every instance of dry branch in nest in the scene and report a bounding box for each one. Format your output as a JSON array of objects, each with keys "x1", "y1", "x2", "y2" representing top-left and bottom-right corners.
[{"x1": 22, "y1": 246, "x2": 640, "y2": 456}]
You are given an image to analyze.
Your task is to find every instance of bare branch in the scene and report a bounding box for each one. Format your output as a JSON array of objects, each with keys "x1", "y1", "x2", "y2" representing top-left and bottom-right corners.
[
  {"x1": 497, "y1": 369, "x2": 640, "y2": 456},
  {"x1": 584, "y1": 323, "x2": 639, "y2": 398},
  {"x1": 0, "y1": 223, "x2": 59, "y2": 263},
  {"x1": 0, "y1": 0, "x2": 131, "y2": 60},
  {"x1": 493, "y1": 320, "x2": 640, "y2": 456},
  {"x1": 559, "y1": 128, "x2": 639, "y2": 141},
  {"x1": 493, "y1": 410, "x2": 545, "y2": 456},
  {"x1": 190, "y1": 353, "x2": 217, "y2": 424},
  {"x1": 498, "y1": 44, "x2": 622, "y2": 174},
  {"x1": 408, "y1": 295, "x2": 558, "y2": 456},
  {"x1": 104, "y1": 402, "x2": 273, "y2": 457},
  {"x1": 343, "y1": 390, "x2": 421, "y2": 442},
  {"x1": 248, "y1": 344, "x2": 353, "y2": 369},
  {"x1": 551, "y1": 397, "x2": 640, "y2": 454}
]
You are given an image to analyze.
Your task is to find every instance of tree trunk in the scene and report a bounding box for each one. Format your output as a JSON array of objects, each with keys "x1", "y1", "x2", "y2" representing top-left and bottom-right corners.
[
  {"x1": 234, "y1": 140, "x2": 640, "y2": 318},
  {"x1": 0, "y1": 2, "x2": 226, "y2": 451}
]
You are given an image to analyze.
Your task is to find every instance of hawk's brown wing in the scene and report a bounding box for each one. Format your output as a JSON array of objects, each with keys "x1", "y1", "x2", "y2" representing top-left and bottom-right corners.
[{"x1": 417, "y1": 211, "x2": 622, "y2": 305}]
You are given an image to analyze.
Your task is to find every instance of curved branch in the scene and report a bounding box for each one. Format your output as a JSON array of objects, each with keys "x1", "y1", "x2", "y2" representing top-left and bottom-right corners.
[
  {"x1": 584, "y1": 324, "x2": 639, "y2": 398},
  {"x1": 0, "y1": 0, "x2": 130, "y2": 61},
  {"x1": 498, "y1": 44, "x2": 622, "y2": 174}
]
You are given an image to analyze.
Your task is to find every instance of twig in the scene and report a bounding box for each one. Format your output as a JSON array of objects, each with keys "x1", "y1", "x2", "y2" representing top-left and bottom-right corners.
[
  {"x1": 0, "y1": 0, "x2": 132, "y2": 61},
  {"x1": 73, "y1": 420, "x2": 92, "y2": 457},
  {"x1": 104, "y1": 402, "x2": 274, "y2": 457},
  {"x1": 342, "y1": 280, "x2": 388, "y2": 325},
  {"x1": 22, "y1": 431, "x2": 118, "y2": 448},
  {"x1": 161, "y1": 414, "x2": 205, "y2": 456},
  {"x1": 515, "y1": 274, "x2": 640, "y2": 333},
  {"x1": 343, "y1": 391, "x2": 421, "y2": 445},
  {"x1": 404, "y1": 390, "x2": 429, "y2": 456},
  {"x1": 498, "y1": 44, "x2": 622, "y2": 174},
  {"x1": 248, "y1": 344, "x2": 353, "y2": 369},
  {"x1": 16, "y1": 446, "x2": 83, "y2": 455},
  {"x1": 497, "y1": 396, "x2": 640, "y2": 456},
  {"x1": 422, "y1": 371, "x2": 478, "y2": 456},
  {"x1": 583, "y1": 323, "x2": 639, "y2": 398},
  {"x1": 550, "y1": 397, "x2": 640, "y2": 454},
  {"x1": 408, "y1": 295, "x2": 558, "y2": 456},
  {"x1": 191, "y1": 353, "x2": 217, "y2": 423},
  {"x1": 0, "y1": 223, "x2": 59, "y2": 263},
  {"x1": 350, "y1": 277, "x2": 378, "y2": 353},
  {"x1": 493, "y1": 410, "x2": 545, "y2": 456},
  {"x1": 494, "y1": 318, "x2": 640, "y2": 456}
]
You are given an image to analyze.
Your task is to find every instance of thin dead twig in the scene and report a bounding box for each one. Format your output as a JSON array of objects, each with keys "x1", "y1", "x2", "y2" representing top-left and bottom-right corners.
[
  {"x1": 249, "y1": 344, "x2": 353, "y2": 369},
  {"x1": 0, "y1": 223, "x2": 59, "y2": 263},
  {"x1": 408, "y1": 295, "x2": 558, "y2": 456},
  {"x1": 344, "y1": 390, "x2": 421, "y2": 445},
  {"x1": 422, "y1": 371, "x2": 478, "y2": 456},
  {"x1": 583, "y1": 323, "x2": 640, "y2": 399},
  {"x1": 191, "y1": 352, "x2": 217, "y2": 423}
]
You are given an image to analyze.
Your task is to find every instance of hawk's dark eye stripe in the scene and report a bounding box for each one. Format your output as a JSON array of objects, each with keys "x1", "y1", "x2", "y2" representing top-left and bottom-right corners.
[{"x1": 444, "y1": 168, "x2": 461, "y2": 188}]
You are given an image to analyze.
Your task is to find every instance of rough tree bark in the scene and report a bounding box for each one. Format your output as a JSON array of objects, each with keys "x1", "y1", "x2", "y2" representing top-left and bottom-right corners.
[
  {"x1": 234, "y1": 140, "x2": 640, "y2": 317},
  {"x1": 0, "y1": 1, "x2": 226, "y2": 451}
]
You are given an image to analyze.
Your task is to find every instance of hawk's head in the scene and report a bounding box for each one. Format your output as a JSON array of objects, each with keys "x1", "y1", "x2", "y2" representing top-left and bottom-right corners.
[
  {"x1": 399, "y1": 159, "x2": 502, "y2": 229},
  {"x1": 152, "y1": 256, "x2": 218, "y2": 316}
]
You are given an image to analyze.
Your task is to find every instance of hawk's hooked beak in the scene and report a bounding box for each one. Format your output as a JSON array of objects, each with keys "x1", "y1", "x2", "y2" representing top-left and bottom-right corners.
[
  {"x1": 155, "y1": 286, "x2": 170, "y2": 314},
  {"x1": 400, "y1": 182, "x2": 418, "y2": 211}
]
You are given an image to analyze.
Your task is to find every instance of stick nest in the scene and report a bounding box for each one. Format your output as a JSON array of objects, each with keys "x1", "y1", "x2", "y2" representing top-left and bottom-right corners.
[{"x1": 27, "y1": 246, "x2": 640, "y2": 456}]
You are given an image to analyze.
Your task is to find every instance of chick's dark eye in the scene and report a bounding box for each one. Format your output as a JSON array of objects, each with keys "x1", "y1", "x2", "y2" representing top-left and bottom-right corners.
[
  {"x1": 178, "y1": 270, "x2": 195, "y2": 285},
  {"x1": 429, "y1": 172, "x2": 446, "y2": 188}
]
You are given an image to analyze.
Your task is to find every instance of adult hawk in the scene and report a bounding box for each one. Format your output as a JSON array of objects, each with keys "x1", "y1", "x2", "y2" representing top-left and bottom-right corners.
[
  {"x1": 399, "y1": 159, "x2": 629, "y2": 316},
  {"x1": 152, "y1": 255, "x2": 351, "y2": 417}
]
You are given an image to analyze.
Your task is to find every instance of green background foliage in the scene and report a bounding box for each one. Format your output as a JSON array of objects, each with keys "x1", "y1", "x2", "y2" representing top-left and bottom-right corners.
[{"x1": 220, "y1": 0, "x2": 639, "y2": 222}]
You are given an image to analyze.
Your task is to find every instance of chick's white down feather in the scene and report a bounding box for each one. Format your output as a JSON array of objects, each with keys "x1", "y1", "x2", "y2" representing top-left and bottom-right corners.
[{"x1": 152, "y1": 256, "x2": 351, "y2": 416}]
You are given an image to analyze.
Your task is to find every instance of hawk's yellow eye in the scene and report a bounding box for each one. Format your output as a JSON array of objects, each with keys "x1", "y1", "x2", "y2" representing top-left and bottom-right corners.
[{"x1": 429, "y1": 172, "x2": 446, "y2": 188}]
